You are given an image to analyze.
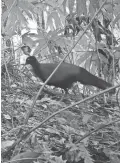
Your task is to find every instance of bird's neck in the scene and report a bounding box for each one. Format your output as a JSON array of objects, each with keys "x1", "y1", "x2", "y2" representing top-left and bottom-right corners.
[
  {"x1": 31, "y1": 62, "x2": 43, "y2": 79},
  {"x1": 30, "y1": 60, "x2": 38, "y2": 69}
]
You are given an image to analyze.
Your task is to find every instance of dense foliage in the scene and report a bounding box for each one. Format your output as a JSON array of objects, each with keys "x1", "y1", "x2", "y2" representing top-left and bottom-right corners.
[{"x1": 1, "y1": 0, "x2": 120, "y2": 163}]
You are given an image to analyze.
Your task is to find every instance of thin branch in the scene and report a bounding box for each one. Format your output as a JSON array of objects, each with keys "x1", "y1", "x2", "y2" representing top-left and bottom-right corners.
[{"x1": 75, "y1": 119, "x2": 120, "y2": 144}]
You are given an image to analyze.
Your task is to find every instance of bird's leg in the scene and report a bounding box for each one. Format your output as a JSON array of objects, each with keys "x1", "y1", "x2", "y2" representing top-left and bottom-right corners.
[{"x1": 60, "y1": 89, "x2": 68, "y2": 101}]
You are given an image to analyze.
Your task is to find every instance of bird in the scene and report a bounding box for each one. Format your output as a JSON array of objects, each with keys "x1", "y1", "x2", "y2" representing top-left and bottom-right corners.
[{"x1": 25, "y1": 56, "x2": 113, "y2": 92}]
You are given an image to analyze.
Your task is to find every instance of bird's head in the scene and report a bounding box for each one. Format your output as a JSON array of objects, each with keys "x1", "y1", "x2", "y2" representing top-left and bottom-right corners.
[{"x1": 26, "y1": 56, "x2": 37, "y2": 65}]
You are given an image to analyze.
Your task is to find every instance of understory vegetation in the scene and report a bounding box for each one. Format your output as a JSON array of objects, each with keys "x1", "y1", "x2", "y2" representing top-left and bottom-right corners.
[{"x1": 1, "y1": 0, "x2": 120, "y2": 163}]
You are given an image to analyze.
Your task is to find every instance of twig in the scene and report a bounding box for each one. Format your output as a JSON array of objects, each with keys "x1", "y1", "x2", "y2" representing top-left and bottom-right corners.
[{"x1": 75, "y1": 119, "x2": 120, "y2": 144}]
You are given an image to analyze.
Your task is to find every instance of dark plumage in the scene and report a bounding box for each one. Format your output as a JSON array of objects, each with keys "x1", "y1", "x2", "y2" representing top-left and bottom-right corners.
[{"x1": 26, "y1": 56, "x2": 112, "y2": 91}]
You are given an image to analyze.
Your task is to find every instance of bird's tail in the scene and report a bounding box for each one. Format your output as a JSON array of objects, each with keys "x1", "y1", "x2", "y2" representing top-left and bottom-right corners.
[{"x1": 78, "y1": 67, "x2": 112, "y2": 90}]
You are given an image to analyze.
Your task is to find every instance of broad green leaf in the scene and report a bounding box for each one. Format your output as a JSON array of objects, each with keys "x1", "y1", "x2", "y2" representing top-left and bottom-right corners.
[
  {"x1": 68, "y1": 0, "x2": 75, "y2": 14},
  {"x1": 90, "y1": 0, "x2": 99, "y2": 10},
  {"x1": 45, "y1": 0, "x2": 57, "y2": 8},
  {"x1": 57, "y1": 117, "x2": 67, "y2": 124},
  {"x1": 2, "y1": 140, "x2": 15, "y2": 150},
  {"x1": 17, "y1": 8, "x2": 28, "y2": 26},
  {"x1": 76, "y1": 0, "x2": 87, "y2": 16},
  {"x1": 51, "y1": 11, "x2": 62, "y2": 29},
  {"x1": 45, "y1": 127, "x2": 60, "y2": 135},
  {"x1": 113, "y1": 13, "x2": 120, "y2": 26},
  {"x1": 89, "y1": 1, "x2": 96, "y2": 17},
  {"x1": 62, "y1": 0, "x2": 67, "y2": 14},
  {"x1": 11, "y1": 151, "x2": 40, "y2": 163},
  {"x1": 76, "y1": 51, "x2": 92, "y2": 65}
]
